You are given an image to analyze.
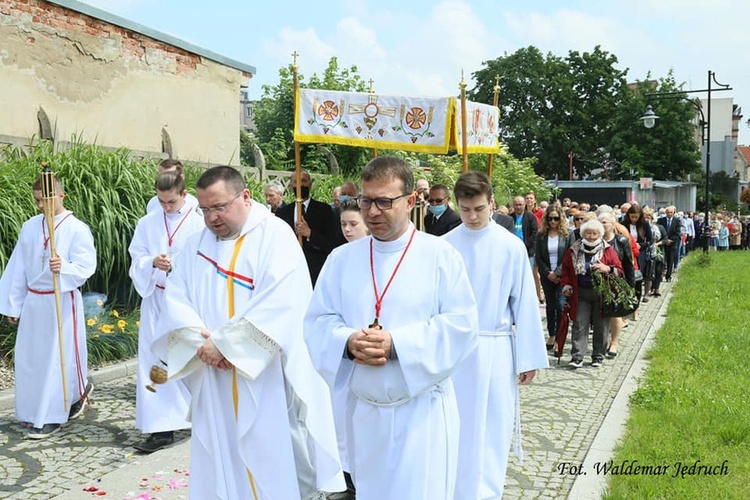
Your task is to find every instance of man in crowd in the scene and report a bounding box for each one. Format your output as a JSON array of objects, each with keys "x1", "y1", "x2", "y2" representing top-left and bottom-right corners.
[
  {"x1": 264, "y1": 180, "x2": 286, "y2": 214},
  {"x1": 492, "y1": 196, "x2": 515, "y2": 232},
  {"x1": 657, "y1": 205, "x2": 682, "y2": 281},
  {"x1": 156, "y1": 166, "x2": 344, "y2": 498},
  {"x1": 511, "y1": 195, "x2": 540, "y2": 300},
  {"x1": 0, "y1": 173, "x2": 96, "y2": 439},
  {"x1": 415, "y1": 178, "x2": 430, "y2": 205},
  {"x1": 424, "y1": 184, "x2": 462, "y2": 236},
  {"x1": 276, "y1": 171, "x2": 341, "y2": 285},
  {"x1": 305, "y1": 156, "x2": 478, "y2": 499},
  {"x1": 445, "y1": 171, "x2": 548, "y2": 499}
]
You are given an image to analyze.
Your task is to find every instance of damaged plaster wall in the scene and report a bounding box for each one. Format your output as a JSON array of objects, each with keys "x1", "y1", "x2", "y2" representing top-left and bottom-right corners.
[{"x1": 0, "y1": 0, "x2": 248, "y2": 163}]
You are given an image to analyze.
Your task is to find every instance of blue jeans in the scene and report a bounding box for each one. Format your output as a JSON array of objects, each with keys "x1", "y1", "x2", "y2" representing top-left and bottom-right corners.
[{"x1": 541, "y1": 277, "x2": 564, "y2": 339}]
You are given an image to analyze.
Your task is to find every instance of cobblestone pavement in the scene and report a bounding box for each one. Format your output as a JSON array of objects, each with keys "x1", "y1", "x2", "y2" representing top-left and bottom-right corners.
[
  {"x1": 0, "y1": 281, "x2": 672, "y2": 499},
  {"x1": 503, "y1": 281, "x2": 673, "y2": 499},
  {"x1": 0, "y1": 363, "x2": 191, "y2": 499}
]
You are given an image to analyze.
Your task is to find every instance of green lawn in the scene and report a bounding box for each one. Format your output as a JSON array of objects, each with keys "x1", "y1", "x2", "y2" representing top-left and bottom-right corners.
[{"x1": 604, "y1": 251, "x2": 750, "y2": 499}]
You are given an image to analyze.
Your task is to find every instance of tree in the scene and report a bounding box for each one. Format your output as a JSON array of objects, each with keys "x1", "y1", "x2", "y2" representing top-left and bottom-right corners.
[
  {"x1": 252, "y1": 57, "x2": 371, "y2": 175},
  {"x1": 470, "y1": 47, "x2": 700, "y2": 183},
  {"x1": 470, "y1": 46, "x2": 629, "y2": 180},
  {"x1": 608, "y1": 72, "x2": 701, "y2": 181}
]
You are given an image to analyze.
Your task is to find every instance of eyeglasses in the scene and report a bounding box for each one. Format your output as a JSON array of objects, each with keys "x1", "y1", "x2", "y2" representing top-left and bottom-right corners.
[
  {"x1": 428, "y1": 197, "x2": 446, "y2": 205},
  {"x1": 358, "y1": 193, "x2": 410, "y2": 210},
  {"x1": 548, "y1": 216, "x2": 560, "y2": 221},
  {"x1": 198, "y1": 192, "x2": 242, "y2": 216}
]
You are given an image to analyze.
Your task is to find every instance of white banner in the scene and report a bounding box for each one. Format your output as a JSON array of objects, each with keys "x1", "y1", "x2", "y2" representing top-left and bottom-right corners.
[
  {"x1": 295, "y1": 89, "x2": 453, "y2": 153},
  {"x1": 453, "y1": 100, "x2": 500, "y2": 154}
]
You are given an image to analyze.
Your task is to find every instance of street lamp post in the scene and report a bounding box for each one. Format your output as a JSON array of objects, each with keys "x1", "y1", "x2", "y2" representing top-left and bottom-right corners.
[{"x1": 640, "y1": 70, "x2": 732, "y2": 253}]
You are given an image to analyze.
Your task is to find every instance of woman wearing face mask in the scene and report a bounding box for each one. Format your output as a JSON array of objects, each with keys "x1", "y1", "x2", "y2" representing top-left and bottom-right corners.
[{"x1": 561, "y1": 219, "x2": 623, "y2": 369}]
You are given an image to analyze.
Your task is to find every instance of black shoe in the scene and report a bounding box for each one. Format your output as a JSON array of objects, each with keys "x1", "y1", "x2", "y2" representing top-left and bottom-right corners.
[
  {"x1": 568, "y1": 359, "x2": 583, "y2": 369},
  {"x1": 28, "y1": 423, "x2": 61, "y2": 439},
  {"x1": 69, "y1": 380, "x2": 94, "y2": 420},
  {"x1": 607, "y1": 350, "x2": 618, "y2": 359},
  {"x1": 134, "y1": 431, "x2": 175, "y2": 453},
  {"x1": 642, "y1": 297, "x2": 649, "y2": 303},
  {"x1": 653, "y1": 292, "x2": 661, "y2": 297}
]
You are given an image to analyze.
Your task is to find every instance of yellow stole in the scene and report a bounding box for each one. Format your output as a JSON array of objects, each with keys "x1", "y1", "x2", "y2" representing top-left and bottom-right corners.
[{"x1": 227, "y1": 234, "x2": 258, "y2": 499}]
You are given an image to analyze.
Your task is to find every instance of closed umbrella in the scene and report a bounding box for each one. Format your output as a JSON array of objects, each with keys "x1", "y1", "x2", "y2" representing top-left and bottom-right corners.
[{"x1": 555, "y1": 301, "x2": 571, "y2": 364}]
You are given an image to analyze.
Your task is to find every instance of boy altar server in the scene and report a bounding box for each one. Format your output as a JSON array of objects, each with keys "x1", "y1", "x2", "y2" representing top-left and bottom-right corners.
[
  {"x1": 444, "y1": 171, "x2": 548, "y2": 499},
  {"x1": 305, "y1": 156, "x2": 479, "y2": 500},
  {"x1": 0, "y1": 174, "x2": 96, "y2": 439},
  {"x1": 156, "y1": 166, "x2": 344, "y2": 499}
]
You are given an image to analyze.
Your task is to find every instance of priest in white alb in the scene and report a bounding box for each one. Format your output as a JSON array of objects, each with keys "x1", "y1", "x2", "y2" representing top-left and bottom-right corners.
[
  {"x1": 304, "y1": 156, "x2": 479, "y2": 500},
  {"x1": 128, "y1": 171, "x2": 204, "y2": 453},
  {"x1": 156, "y1": 166, "x2": 344, "y2": 499},
  {"x1": 443, "y1": 171, "x2": 549, "y2": 499},
  {"x1": 0, "y1": 174, "x2": 96, "y2": 439}
]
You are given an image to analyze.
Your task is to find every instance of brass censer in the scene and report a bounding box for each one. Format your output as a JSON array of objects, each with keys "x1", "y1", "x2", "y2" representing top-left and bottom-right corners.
[{"x1": 145, "y1": 359, "x2": 168, "y2": 393}]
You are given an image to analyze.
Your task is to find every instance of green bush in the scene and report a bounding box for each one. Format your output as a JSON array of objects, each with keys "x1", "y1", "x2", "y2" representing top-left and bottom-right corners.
[
  {"x1": 0, "y1": 302, "x2": 138, "y2": 366},
  {"x1": 0, "y1": 139, "x2": 159, "y2": 306}
]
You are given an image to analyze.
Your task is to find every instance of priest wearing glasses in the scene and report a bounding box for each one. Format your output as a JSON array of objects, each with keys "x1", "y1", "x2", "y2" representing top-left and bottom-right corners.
[{"x1": 305, "y1": 156, "x2": 478, "y2": 500}]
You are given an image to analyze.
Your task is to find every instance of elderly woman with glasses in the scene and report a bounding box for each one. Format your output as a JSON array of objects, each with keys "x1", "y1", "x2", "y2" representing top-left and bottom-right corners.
[
  {"x1": 535, "y1": 204, "x2": 575, "y2": 351},
  {"x1": 561, "y1": 219, "x2": 623, "y2": 368}
]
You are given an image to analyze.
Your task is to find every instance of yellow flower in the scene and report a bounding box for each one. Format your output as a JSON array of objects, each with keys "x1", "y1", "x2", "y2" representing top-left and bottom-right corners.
[
  {"x1": 117, "y1": 319, "x2": 127, "y2": 331},
  {"x1": 136, "y1": 321, "x2": 140, "y2": 327},
  {"x1": 100, "y1": 324, "x2": 114, "y2": 334},
  {"x1": 96, "y1": 299, "x2": 104, "y2": 307},
  {"x1": 112, "y1": 310, "x2": 119, "y2": 318},
  {"x1": 87, "y1": 318, "x2": 97, "y2": 327}
]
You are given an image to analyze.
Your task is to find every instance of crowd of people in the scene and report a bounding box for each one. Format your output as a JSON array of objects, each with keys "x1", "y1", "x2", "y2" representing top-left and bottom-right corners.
[{"x1": 1, "y1": 156, "x2": 748, "y2": 499}]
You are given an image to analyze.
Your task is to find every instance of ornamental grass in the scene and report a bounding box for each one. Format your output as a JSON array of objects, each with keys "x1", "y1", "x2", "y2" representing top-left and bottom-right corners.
[{"x1": 0, "y1": 137, "x2": 272, "y2": 366}]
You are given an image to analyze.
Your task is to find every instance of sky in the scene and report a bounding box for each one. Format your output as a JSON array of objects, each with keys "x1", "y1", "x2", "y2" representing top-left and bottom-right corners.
[{"x1": 79, "y1": 0, "x2": 750, "y2": 144}]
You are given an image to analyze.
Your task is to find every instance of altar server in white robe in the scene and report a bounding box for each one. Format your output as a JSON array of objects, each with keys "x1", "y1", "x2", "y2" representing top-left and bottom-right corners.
[
  {"x1": 0, "y1": 174, "x2": 96, "y2": 439},
  {"x1": 444, "y1": 171, "x2": 549, "y2": 500},
  {"x1": 145, "y1": 159, "x2": 199, "y2": 214},
  {"x1": 156, "y1": 166, "x2": 344, "y2": 500},
  {"x1": 128, "y1": 171, "x2": 204, "y2": 453},
  {"x1": 305, "y1": 156, "x2": 479, "y2": 500}
]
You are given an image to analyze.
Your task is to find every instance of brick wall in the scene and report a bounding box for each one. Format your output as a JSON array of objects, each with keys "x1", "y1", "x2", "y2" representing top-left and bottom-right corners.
[{"x1": 1, "y1": 0, "x2": 201, "y2": 74}]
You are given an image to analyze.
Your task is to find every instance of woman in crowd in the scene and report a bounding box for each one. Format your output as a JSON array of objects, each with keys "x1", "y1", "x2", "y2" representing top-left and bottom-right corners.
[
  {"x1": 717, "y1": 219, "x2": 729, "y2": 251},
  {"x1": 644, "y1": 207, "x2": 666, "y2": 297},
  {"x1": 598, "y1": 212, "x2": 636, "y2": 359},
  {"x1": 535, "y1": 204, "x2": 575, "y2": 351},
  {"x1": 561, "y1": 219, "x2": 623, "y2": 368},
  {"x1": 729, "y1": 215, "x2": 742, "y2": 250},
  {"x1": 625, "y1": 204, "x2": 652, "y2": 302},
  {"x1": 339, "y1": 198, "x2": 369, "y2": 243}
]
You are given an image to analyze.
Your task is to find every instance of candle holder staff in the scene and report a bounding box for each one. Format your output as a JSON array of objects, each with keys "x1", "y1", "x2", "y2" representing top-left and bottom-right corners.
[{"x1": 0, "y1": 165, "x2": 97, "y2": 439}]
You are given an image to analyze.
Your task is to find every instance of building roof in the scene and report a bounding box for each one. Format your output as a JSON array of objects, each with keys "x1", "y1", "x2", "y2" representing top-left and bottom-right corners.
[
  {"x1": 738, "y1": 146, "x2": 750, "y2": 165},
  {"x1": 48, "y1": 0, "x2": 256, "y2": 76}
]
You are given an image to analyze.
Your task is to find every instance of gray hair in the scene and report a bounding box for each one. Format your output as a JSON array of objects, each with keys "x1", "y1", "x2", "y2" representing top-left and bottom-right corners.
[
  {"x1": 597, "y1": 211, "x2": 617, "y2": 224},
  {"x1": 595, "y1": 204, "x2": 615, "y2": 216},
  {"x1": 264, "y1": 180, "x2": 284, "y2": 195},
  {"x1": 580, "y1": 219, "x2": 604, "y2": 237}
]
